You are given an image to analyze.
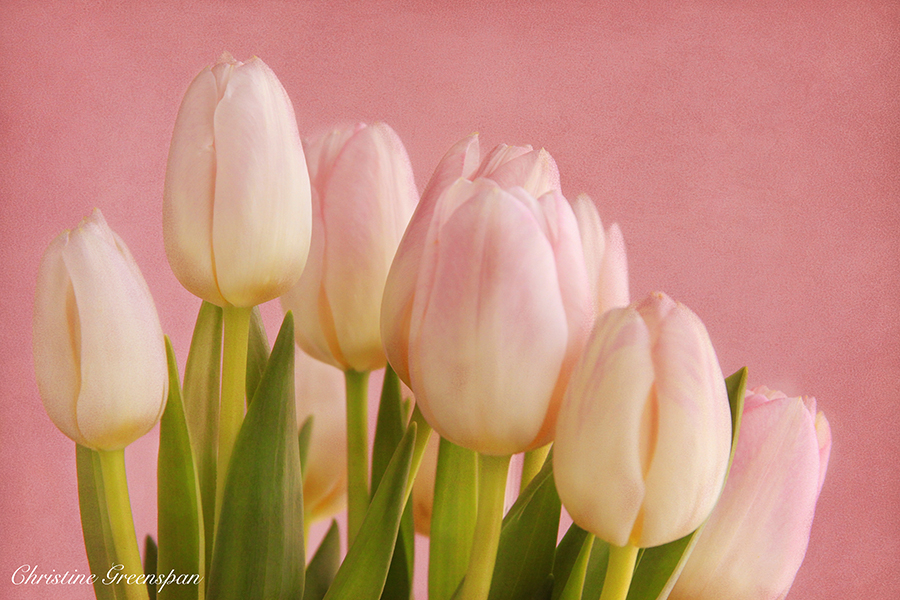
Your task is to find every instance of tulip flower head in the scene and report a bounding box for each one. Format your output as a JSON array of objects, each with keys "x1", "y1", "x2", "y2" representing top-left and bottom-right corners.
[
  {"x1": 33, "y1": 209, "x2": 168, "y2": 451},
  {"x1": 280, "y1": 122, "x2": 418, "y2": 372},
  {"x1": 384, "y1": 171, "x2": 592, "y2": 456},
  {"x1": 381, "y1": 134, "x2": 562, "y2": 386},
  {"x1": 554, "y1": 292, "x2": 732, "y2": 548},
  {"x1": 569, "y1": 193, "x2": 630, "y2": 315},
  {"x1": 670, "y1": 387, "x2": 832, "y2": 600},
  {"x1": 164, "y1": 52, "x2": 311, "y2": 307}
]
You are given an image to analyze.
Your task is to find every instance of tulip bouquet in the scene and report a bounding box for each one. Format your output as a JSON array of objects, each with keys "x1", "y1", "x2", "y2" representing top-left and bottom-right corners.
[{"x1": 32, "y1": 53, "x2": 831, "y2": 600}]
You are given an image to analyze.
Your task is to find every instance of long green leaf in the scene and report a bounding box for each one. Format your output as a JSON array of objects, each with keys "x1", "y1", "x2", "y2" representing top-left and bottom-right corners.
[
  {"x1": 206, "y1": 312, "x2": 305, "y2": 600},
  {"x1": 372, "y1": 366, "x2": 414, "y2": 600},
  {"x1": 144, "y1": 537, "x2": 158, "y2": 600},
  {"x1": 323, "y1": 423, "x2": 417, "y2": 600},
  {"x1": 551, "y1": 524, "x2": 589, "y2": 600},
  {"x1": 76, "y1": 443, "x2": 119, "y2": 600},
  {"x1": 623, "y1": 367, "x2": 748, "y2": 600},
  {"x1": 429, "y1": 437, "x2": 478, "y2": 600},
  {"x1": 488, "y1": 451, "x2": 561, "y2": 600},
  {"x1": 157, "y1": 337, "x2": 204, "y2": 600},
  {"x1": 181, "y1": 301, "x2": 223, "y2": 577},
  {"x1": 304, "y1": 520, "x2": 341, "y2": 600}
]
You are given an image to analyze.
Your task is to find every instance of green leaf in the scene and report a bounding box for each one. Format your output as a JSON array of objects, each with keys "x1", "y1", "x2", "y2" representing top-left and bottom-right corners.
[
  {"x1": 245, "y1": 305, "x2": 270, "y2": 404},
  {"x1": 623, "y1": 367, "x2": 748, "y2": 600},
  {"x1": 76, "y1": 443, "x2": 119, "y2": 600},
  {"x1": 298, "y1": 415, "x2": 314, "y2": 479},
  {"x1": 323, "y1": 423, "x2": 417, "y2": 600},
  {"x1": 304, "y1": 520, "x2": 341, "y2": 600},
  {"x1": 181, "y1": 301, "x2": 223, "y2": 577},
  {"x1": 157, "y1": 337, "x2": 204, "y2": 600},
  {"x1": 551, "y1": 524, "x2": 589, "y2": 600},
  {"x1": 371, "y1": 366, "x2": 414, "y2": 600},
  {"x1": 488, "y1": 451, "x2": 561, "y2": 600},
  {"x1": 144, "y1": 536, "x2": 158, "y2": 600},
  {"x1": 206, "y1": 312, "x2": 305, "y2": 600},
  {"x1": 429, "y1": 437, "x2": 478, "y2": 600}
]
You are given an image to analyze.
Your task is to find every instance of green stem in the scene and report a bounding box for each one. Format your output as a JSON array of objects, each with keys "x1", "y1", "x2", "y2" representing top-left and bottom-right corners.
[
  {"x1": 215, "y1": 305, "x2": 252, "y2": 527},
  {"x1": 559, "y1": 533, "x2": 595, "y2": 600},
  {"x1": 404, "y1": 405, "x2": 433, "y2": 503},
  {"x1": 599, "y1": 544, "x2": 639, "y2": 600},
  {"x1": 459, "y1": 453, "x2": 511, "y2": 600},
  {"x1": 345, "y1": 369, "x2": 370, "y2": 546},
  {"x1": 520, "y1": 443, "x2": 551, "y2": 492},
  {"x1": 97, "y1": 449, "x2": 149, "y2": 600}
]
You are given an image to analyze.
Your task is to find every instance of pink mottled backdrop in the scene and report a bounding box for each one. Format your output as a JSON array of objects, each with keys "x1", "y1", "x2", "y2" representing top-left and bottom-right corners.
[{"x1": 1, "y1": 1, "x2": 898, "y2": 598}]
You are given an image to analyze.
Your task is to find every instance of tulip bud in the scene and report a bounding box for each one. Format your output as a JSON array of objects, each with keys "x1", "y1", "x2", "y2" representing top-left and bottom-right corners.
[
  {"x1": 164, "y1": 52, "x2": 311, "y2": 307},
  {"x1": 569, "y1": 194, "x2": 630, "y2": 315},
  {"x1": 670, "y1": 387, "x2": 832, "y2": 600},
  {"x1": 294, "y1": 347, "x2": 349, "y2": 523},
  {"x1": 388, "y1": 175, "x2": 591, "y2": 456},
  {"x1": 33, "y1": 209, "x2": 168, "y2": 451},
  {"x1": 382, "y1": 133, "x2": 563, "y2": 386},
  {"x1": 280, "y1": 122, "x2": 417, "y2": 372},
  {"x1": 554, "y1": 292, "x2": 732, "y2": 548}
]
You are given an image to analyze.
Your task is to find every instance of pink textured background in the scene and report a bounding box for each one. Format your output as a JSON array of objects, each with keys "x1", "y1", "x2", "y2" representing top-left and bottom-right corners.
[{"x1": 1, "y1": 1, "x2": 898, "y2": 598}]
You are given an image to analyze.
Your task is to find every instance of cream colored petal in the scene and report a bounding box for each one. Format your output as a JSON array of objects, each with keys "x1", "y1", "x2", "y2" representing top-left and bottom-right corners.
[
  {"x1": 212, "y1": 57, "x2": 311, "y2": 306},
  {"x1": 554, "y1": 307, "x2": 654, "y2": 546}
]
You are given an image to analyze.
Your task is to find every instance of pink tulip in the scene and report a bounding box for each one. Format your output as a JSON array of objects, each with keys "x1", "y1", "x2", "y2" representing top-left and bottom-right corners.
[
  {"x1": 164, "y1": 52, "x2": 311, "y2": 307},
  {"x1": 569, "y1": 194, "x2": 630, "y2": 315},
  {"x1": 387, "y1": 174, "x2": 591, "y2": 456},
  {"x1": 33, "y1": 209, "x2": 168, "y2": 451},
  {"x1": 554, "y1": 292, "x2": 732, "y2": 548},
  {"x1": 670, "y1": 387, "x2": 832, "y2": 600},
  {"x1": 381, "y1": 134, "x2": 562, "y2": 386},
  {"x1": 280, "y1": 122, "x2": 418, "y2": 372}
]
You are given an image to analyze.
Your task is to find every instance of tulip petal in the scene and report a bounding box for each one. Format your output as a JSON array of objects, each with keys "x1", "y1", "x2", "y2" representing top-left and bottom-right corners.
[
  {"x1": 163, "y1": 67, "x2": 225, "y2": 305},
  {"x1": 409, "y1": 186, "x2": 568, "y2": 455},
  {"x1": 320, "y1": 123, "x2": 417, "y2": 371},
  {"x1": 597, "y1": 222, "x2": 630, "y2": 312},
  {"x1": 33, "y1": 230, "x2": 85, "y2": 445},
  {"x1": 65, "y1": 212, "x2": 168, "y2": 450},
  {"x1": 482, "y1": 148, "x2": 560, "y2": 198},
  {"x1": 639, "y1": 296, "x2": 731, "y2": 547},
  {"x1": 212, "y1": 57, "x2": 311, "y2": 306},
  {"x1": 514, "y1": 188, "x2": 592, "y2": 448},
  {"x1": 554, "y1": 307, "x2": 655, "y2": 546},
  {"x1": 672, "y1": 395, "x2": 821, "y2": 600},
  {"x1": 382, "y1": 134, "x2": 480, "y2": 384}
]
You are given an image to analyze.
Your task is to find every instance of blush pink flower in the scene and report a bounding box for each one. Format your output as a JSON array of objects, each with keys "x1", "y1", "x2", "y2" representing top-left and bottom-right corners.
[
  {"x1": 280, "y1": 122, "x2": 418, "y2": 372},
  {"x1": 33, "y1": 209, "x2": 168, "y2": 451},
  {"x1": 670, "y1": 387, "x2": 832, "y2": 600},
  {"x1": 554, "y1": 292, "x2": 732, "y2": 548}
]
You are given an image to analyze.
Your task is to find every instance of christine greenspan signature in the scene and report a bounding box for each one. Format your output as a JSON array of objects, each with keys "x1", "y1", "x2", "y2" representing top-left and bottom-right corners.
[{"x1": 11, "y1": 563, "x2": 202, "y2": 593}]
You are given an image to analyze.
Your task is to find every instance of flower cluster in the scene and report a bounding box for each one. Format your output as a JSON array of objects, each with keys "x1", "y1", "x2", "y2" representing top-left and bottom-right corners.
[{"x1": 32, "y1": 53, "x2": 831, "y2": 600}]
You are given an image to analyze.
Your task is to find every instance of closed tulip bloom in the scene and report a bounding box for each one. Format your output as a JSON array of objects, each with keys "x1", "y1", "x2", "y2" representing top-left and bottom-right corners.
[
  {"x1": 294, "y1": 347, "x2": 350, "y2": 522},
  {"x1": 569, "y1": 194, "x2": 629, "y2": 315},
  {"x1": 280, "y1": 123, "x2": 417, "y2": 372},
  {"x1": 554, "y1": 292, "x2": 732, "y2": 548},
  {"x1": 670, "y1": 387, "x2": 832, "y2": 600},
  {"x1": 396, "y1": 177, "x2": 591, "y2": 456},
  {"x1": 382, "y1": 134, "x2": 561, "y2": 385},
  {"x1": 33, "y1": 209, "x2": 168, "y2": 451},
  {"x1": 164, "y1": 52, "x2": 311, "y2": 307}
]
